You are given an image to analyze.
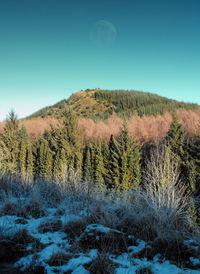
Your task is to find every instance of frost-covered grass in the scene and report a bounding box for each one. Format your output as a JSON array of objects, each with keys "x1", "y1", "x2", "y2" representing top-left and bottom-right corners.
[{"x1": 0, "y1": 172, "x2": 200, "y2": 273}]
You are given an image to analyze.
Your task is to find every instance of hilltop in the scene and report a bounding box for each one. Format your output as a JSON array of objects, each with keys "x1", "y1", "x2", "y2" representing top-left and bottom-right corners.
[
  {"x1": 1, "y1": 89, "x2": 199, "y2": 142},
  {"x1": 28, "y1": 89, "x2": 198, "y2": 120}
]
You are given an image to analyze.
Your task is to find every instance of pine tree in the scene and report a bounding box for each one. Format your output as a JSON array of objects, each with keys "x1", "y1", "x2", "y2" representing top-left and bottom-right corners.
[
  {"x1": 82, "y1": 142, "x2": 93, "y2": 183},
  {"x1": 108, "y1": 134, "x2": 121, "y2": 188},
  {"x1": 188, "y1": 136, "x2": 200, "y2": 188},
  {"x1": 53, "y1": 150, "x2": 61, "y2": 181},
  {"x1": 187, "y1": 136, "x2": 200, "y2": 224},
  {"x1": 93, "y1": 139, "x2": 106, "y2": 184},
  {"x1": 59, "y1": 109, "x2": 83, "y2": 180},
  {"x1": 18, "y1": 127, "x2": 28, "y2": 180},
  {"x1": 165, "y1": 116, "x2": 193, "y2": 189},
  {"x1": 26, "y1": 143, "x2": 34, "y2": 182},
  {"x1": 166, "y1": 116, "x2": 200, "y2": 224},
  {"x1": 0, "y1": 110, "x2": 21, "y2": 177},
  {"x1": 35, "y1": 138, "x2": 53, "y2": 180},
  {"x1": 117, "y1": 124, "x2": 141, "y2": 190},
  {"x1": 165, "y1": 115, "x2": 187, "y2": 159},
  {"x1": 107, "y1": 125, "x2": 141, "y2": 190}
]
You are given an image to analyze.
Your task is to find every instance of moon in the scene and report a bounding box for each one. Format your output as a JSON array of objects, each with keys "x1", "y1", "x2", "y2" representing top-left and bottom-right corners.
[{"x1": 90, "y1": 20, "x2": 117, "y2": 47}]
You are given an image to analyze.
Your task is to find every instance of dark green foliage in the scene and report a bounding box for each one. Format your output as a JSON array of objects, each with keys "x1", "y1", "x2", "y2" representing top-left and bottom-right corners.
[
  {"x1": 165, "y1": 116, "x2": 200, "y2": 223},
  {"x1": 18, "y1": 127, "x2": 34, "y2": 181},
  {"x1": 186, "y1": 136, "x2": 200, "y2": 224},
  {"x1": 108, "y1": 125, "x2": 141, "y2": 190},
  {"x1": 108, "y1": 135, "x2": 122, "y2": 188},
  {"x1": 0, "y1": 110, "x2": 20, "y2": 175},
  {"x1": 34, "y1": 138, "x2": 53, "y2": 180},
  {"x1": 93, "y1": 90, "x2": 198, "y2": 118},
  {"x1": 165, "y1": 116, "x2": 187, "y2": 158},
  {"x1": 59, "y1": 109, "x2": 82, "y2": 180},
  {"x1": 188, "y1": 136, "x2": 200, "y2": 186},
  {"x1": 33, "y1": 109, "x2": 82, "y2": 181},
  {"x1": 1, "y1": 109, "x2": 200, "y2": 229},
  {"x1": 82, "y1": 142, "x2": 93, "y2": 183},
  {"x1": 0, "y1": 111, "x2": 34, "y2": 180},
  {"x1": 93, "y1": 139, "x2": 106, "y2": 184},
  {"x1": 165, "y1": 116, "x2": 195, "y2": 191},
  {"x1": 82, "y1": 139, "x2": 107, "y2": 185},
  {"x1": 27, "y1": 89, "x2": 198, "y2": 120}
]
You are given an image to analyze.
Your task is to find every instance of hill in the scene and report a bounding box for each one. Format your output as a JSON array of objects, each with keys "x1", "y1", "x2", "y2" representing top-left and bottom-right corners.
[{"x1": 28, "y1": 89, "x2": 199, "y2": 120}]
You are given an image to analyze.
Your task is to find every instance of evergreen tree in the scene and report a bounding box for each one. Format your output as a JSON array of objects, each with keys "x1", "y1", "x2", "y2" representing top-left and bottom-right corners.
[
  {"x1": 166, "y1": 117, "x2": 200, "y2": 224},
  {"x1": 117, "y1": 124, "x2": 141, "y2": 190},
  {"x1": 165, "y1": 115, "x2": 187, "y2": 160},
  {"x1": 18, "y1": 127, "x2": 28, "y2": 180},
  {"x1": 0, "y1": 110, "x2": 21, "y2": 177},
  {"x1": 82, "y1": 142, "x2": 93, "y2": 183},
  {"x1": 188, "y1": 136, "x2": 200, "y2": 189},
  {"x1": 26, "y1": 143, "x2": 34, "y2": 181},
  {"x1": 165, "y1": 116, "x2": 194, "y2": 190},
  {"x1": 93, "y1": 139, "x2": 106, "y2": 184},
  {"x1": 108, "y1": 125, "x2": 141, "y2": 190},
  {"x1": 59, "y1": 109, "x2": 82, "y2": 180},
  {"x1": 34, "y1": 138, "x2": 53, "y2": 180},
  {"x1": 108, "y1": 134, "x2": 121, "y2": 188}
]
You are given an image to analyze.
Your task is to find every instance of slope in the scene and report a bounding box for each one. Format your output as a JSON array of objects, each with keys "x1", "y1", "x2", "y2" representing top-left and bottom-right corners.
[{"x1": 28, "y1": 89, "x2": 199, "y2": 120}]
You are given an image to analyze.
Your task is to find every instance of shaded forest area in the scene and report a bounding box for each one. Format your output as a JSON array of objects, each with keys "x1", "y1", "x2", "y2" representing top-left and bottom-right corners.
[{"x1": 0, "y1": 109, "x2": 200, "y2": 225}]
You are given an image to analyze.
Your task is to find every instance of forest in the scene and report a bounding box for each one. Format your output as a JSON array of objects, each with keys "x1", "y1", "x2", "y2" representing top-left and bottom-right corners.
[
  {"x1": 0, "y1": 108, "x2": 200, "y2": 273},
  {"x1": 0, "y1": 109, "x2": 200, "y2": 218},
  {"x1": 28, "y1": 89, "x2": 198, "y2": 120}
]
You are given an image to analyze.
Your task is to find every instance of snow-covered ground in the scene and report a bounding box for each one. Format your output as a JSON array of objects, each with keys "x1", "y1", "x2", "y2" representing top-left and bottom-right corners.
[{"x1": 0, "y1": 193, "x2": 200, "y2": 274}]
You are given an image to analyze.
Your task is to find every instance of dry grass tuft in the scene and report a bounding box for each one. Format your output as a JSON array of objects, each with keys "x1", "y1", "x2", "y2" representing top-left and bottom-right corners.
[
  {"x1": 47, "y1": 252, "x2": 73, "y2": 266},
  {"x1": 0, "y1": 229, "x2": 41, "y2": 263},
  {"x1": 0, "y1": 202, "x2": 28, "y2": 218},
  {"x1": 119, "y1": 215, "x2": 158, "y2": 242},
  {"x1": 63, "y1": 219, "x2": 88, "y2": 241},
  {"x1": 77, "y1": 225, "x2": 130, "y2": 254},
  {"x1": 0, "y1": 199, "x2": 46, "y2": 219},
  {"x1": 25, "y1": 201, "x2": 47, "y2": 218},
  {"x1": 38, "y1": 220, "x2": 62, "y2": 233},
  {"x1": 133, "y1": 238, "x2": 200, "y2": 269},
  {"x1": 85, "y1": 253, "x2": 117, "y2": 274}
]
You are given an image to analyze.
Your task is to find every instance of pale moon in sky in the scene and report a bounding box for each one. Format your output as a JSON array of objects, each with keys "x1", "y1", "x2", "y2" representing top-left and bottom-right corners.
[{"x1": 90, "y1": 20, "x2": 117, "y2": 47}]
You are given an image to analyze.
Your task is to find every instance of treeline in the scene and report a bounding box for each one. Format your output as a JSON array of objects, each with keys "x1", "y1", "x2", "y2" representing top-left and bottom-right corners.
[
  {"x1": 0, "y1": 110, "x2": 200, "y2": 216},
  {"x1": 94, "y1": 90, "x2": 198, "y2": 118},
  {"x1": 27, "y1": 89, "x2": 199, "y2": 121},
  {"x1": 0, "y1": 110, "x2": 141, "y2": 190}
]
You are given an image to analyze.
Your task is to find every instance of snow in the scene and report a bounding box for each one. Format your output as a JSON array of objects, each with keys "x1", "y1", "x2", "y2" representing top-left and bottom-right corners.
[
  {"x1": 39, "y1": 244, "x2": 66, "y2": 261},
  {"x1": 115, "y1": 254, "x2": 200, "y2": 274},
  {"x1": 72, "y1": 265, "x2": 90, "y2": 274},
  {"x1": 128, "y1": 239, "x2": 146, "y2": 254},
  {"x1": 36, "y1": 231, "x2": 67, "y2": 245},
  {"x1": 64, "y1": 249, "x2": 97, "y2": 271},
  {"x1": 1, "y1": 198, "x2": 200, "y2": 274},
  {"x1": 85, "y1": 223, "x2": 113, "y2": 233},
  {"x1": 14, "y1": 255, "x2": 34, "y2": 271},
  {"x1": 0, "y1": 215, "x2": 22, "y2": 237},
  {"x1": 85, "y1": 223, "x2": 122, "y2": 234},
  {"x1": 61, "y1": 213, "x2": 81, "y2": 225},
  {"x1": 190, "y1": 257, "x2": 200, "y2": 266}
]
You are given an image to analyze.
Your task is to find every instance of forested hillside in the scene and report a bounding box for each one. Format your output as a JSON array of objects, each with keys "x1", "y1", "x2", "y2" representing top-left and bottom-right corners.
[{"x1": 28, "y1": 89, "x2": 199, "y2": 120}]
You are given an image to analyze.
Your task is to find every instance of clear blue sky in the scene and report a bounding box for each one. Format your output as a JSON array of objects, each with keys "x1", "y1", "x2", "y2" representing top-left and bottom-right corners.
[{"x1": 0, "y1": 0, "x2": 199, "y2": 121}]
